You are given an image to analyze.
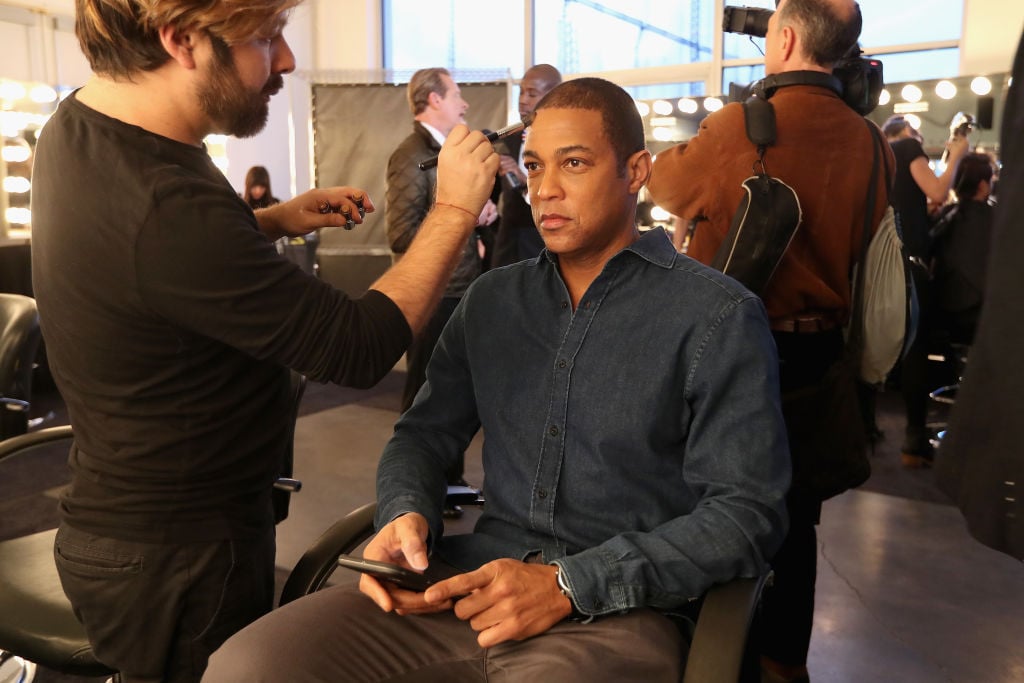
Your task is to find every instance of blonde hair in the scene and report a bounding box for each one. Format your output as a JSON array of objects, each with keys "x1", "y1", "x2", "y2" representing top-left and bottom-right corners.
[{"x1": 75, "y1": 0, "x2": 302, "y2": 79}]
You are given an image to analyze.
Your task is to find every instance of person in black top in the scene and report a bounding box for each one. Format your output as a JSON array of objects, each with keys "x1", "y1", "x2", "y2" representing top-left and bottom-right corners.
[
  {"x1": 30, "y1": 2, "x2": 498, "y2": 681},
  {"x1": 930, "y1": 152, "x2": 997, "y2": 345},
  {"x1": 883, "y1": 115, "x2": 969, "y2": 468},
  {"x1": 490, "y1": 64, "x2": 562, "y2": 267}
]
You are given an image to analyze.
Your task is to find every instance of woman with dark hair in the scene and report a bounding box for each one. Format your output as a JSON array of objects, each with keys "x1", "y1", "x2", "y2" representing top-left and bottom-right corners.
[
  {"x1": 930, "y1": 152, "x2": 997, "y2": 344},
  {"x1": 244, "y1": 165, "x2": 280, "y2": 209}
]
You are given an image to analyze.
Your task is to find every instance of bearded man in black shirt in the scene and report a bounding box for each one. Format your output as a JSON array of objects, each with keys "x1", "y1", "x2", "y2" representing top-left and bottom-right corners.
[{"x1": 30, "y1": 2, "x2": 498, "y2": 681}]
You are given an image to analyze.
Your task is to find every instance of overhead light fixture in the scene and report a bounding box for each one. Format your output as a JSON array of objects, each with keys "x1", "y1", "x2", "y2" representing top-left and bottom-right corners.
[
  {"x1": 900, "y1": 84, "x2": 922, "y2": 103},
  {"x1": 2, "y1": 139, "x2": 31, "y2": 164},
  {"x1": 970, "y1": 76, "x2": 992, "y2": 95},
  {"x1": 5, "y1": 207, "x2": 31, "y2": 225},
  {"x1": 29, "y1": 84, "x2": 57, "y2": 104},
  {"x1": 904, "y1": 113, "x2": 922, "y2": 130},
  {"x1": 703, "y1": 97, "x2": 723, "y2": 112},
  {"x1": 878, "y1": 89, "x2": 891, "y2": 106},
  {"x1": 650, "y1": 205, "x2": 672, "y2": 222},
  {"x1": 935, "y1": 80, "x2": 957, "y2": 100},
  {"x1": 652, "y1": 100, "x2": 673, "y2": 116},
  {"x1": 652, "y1": 127, "x2": 674, "y2": 142},
  {"x1": 635, "y1": 101, "x2": 651, "y2": 117},
  {"x1": 0, "y1": 80, "x2": 26, "y2": 102},
  {"x1": 677, "y1": 98, "x2": 699, "y2": 114},
  {"x1": 3, "y1": 176, "x2": 31, "y2": 193}
]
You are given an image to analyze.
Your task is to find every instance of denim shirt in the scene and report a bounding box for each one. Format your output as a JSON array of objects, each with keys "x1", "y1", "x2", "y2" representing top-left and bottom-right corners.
[{"x1": 376, "y1": 228, "x2": 790, "y2": 617}]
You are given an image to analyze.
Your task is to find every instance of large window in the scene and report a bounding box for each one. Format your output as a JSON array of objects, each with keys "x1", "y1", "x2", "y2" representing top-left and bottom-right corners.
[
  {"x1": 382, "y1": 0, "x2": 968, "y2": 97},
  {"x1": 383, "y1": 0, "x2": 526, "y2": 74},
  {"x1": 533, "y1": 1, "x2": 715, "y2": 74},
  {"x1": 870, "y1": 49, "x2": 961, "y2": 84},
  {"x1": 859, "y1": 0, "x2": 963, "y2": 45}
]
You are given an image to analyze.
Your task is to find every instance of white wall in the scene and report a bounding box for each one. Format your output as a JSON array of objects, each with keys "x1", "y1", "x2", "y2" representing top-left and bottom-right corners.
[
  {"x1": 961, "y1": 0, "x2": 1024, "y2": 74},
  {"x1": 224, "y1": 0, "x2": 383, "y2": 198}
]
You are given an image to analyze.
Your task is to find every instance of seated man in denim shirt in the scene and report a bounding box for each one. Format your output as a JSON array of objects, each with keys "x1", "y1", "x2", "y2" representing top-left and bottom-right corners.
[{"x1": 205, "y1": 77, "x2": 790, "y2": 682}]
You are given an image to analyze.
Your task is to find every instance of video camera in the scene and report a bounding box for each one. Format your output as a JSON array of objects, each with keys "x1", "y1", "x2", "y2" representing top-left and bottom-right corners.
[{"x1": 723, "y1": 4, "x2": 884, "y2": 116}]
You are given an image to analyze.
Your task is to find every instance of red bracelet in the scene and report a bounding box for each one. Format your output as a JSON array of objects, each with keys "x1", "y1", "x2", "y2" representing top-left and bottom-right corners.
[{"x1": 435, "y1": 201, "x2": 477, "y2": 221}]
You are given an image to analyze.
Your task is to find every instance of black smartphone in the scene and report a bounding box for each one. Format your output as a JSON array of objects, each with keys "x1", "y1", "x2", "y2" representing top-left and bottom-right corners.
[{"x1": 336, "y1": 554, "x2": 433, "y2": 592}]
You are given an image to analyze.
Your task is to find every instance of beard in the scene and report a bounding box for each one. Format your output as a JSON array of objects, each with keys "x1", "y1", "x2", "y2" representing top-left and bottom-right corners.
[{"x1": 196, "y1": 49, "x2": 283, "y2": 139}]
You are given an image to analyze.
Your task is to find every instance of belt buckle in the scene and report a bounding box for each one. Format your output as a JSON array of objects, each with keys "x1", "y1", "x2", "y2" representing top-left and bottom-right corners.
[{"x1": 793, "y1": 317, "x2": 824, "y2": 333}]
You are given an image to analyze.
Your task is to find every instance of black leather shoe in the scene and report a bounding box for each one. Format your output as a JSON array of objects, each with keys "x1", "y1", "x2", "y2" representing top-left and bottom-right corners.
[{"x1": 443, "y1": 504, "x2": 464, "y2": 519}]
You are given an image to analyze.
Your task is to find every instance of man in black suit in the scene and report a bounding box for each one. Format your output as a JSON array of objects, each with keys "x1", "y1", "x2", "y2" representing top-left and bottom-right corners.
[{"x1": 491, "y1": 64, "x2": 562, "y2": 267}]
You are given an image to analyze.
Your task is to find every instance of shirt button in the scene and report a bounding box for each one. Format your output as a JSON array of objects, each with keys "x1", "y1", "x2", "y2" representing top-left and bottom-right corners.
[
  {"x1": 558, "y1": 359, "x2": 567, "y2": 368},
  {"x1": 537, "y1": 489, "x2": 548, "y2": 499},
  {"x1": 561, "y1": 301, "x2": 569, "y2": 309},
  {"x1": 549, "y1": 425, "x2": 559, "y2": 436}
]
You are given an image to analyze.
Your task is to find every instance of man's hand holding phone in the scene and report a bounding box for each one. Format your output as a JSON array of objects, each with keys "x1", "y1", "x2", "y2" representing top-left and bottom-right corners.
[{"x1": 355, "y1": 512, "x2": 456, "y2": 615}]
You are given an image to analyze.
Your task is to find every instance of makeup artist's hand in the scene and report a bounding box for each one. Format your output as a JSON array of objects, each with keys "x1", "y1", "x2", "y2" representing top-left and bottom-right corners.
[
  {"x1": 434, "y1": 125, "x2": 500, "y2": 222},
  {"x1": 255, "y1": 187, "x2": 375, "y2": 240}
]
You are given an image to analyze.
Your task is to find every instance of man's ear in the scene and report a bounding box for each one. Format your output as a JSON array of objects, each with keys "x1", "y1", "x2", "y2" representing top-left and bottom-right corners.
[
  {"x1": 779, "y1": 25, "x2": 796, "y2": 63},
  {"x1": 627, "y1": 149, "x2": 653, "y2": 193},
  {"x1": 158, "y1": 24, "x2": 200, "y2": 69}
]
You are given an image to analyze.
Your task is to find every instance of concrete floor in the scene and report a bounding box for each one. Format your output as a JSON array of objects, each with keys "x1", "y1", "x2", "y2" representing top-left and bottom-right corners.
[{"x1": 9, "y1": 382, "x2": 1024, "y2": 683}]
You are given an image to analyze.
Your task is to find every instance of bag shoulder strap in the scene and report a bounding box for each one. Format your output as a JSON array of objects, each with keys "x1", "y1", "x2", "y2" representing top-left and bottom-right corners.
[{"x1": 848, "y1": 119, "x2": 884, "y2": 351}]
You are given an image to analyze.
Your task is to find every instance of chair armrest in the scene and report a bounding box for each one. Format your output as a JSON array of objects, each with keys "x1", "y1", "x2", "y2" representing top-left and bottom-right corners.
[
  {"x1": 682, "y1": 572, "x2": 773, "y2": 683},
  {"x1": 0, "y1": 424, "x2": 73, "y2": 463},
  {"x1": 278, "y1": 487, "x2": 481, "y2": 607},
  {"x1": 278, "y1": 502, "x2": 377, "y2": 607}
]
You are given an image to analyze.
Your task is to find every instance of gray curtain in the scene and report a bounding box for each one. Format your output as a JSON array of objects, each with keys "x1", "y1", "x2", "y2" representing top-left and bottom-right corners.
[{"x1": 312, "y1": 82, "x2": 508, "y2": 295}]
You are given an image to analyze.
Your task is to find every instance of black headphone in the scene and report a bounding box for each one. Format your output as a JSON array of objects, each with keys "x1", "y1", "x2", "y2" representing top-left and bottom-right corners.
[{"x1": 750, "y1": 70, "x2": 844, "y2": 100}]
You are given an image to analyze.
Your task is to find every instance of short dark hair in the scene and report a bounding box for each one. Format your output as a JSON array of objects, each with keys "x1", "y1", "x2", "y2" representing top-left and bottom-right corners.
[
  {"x1": 882, "y1": 115, "x2": 910, "y2": 139},
  {"x1": 533, "y1": 77, "x2": 645, "y2": 174},
  {"x1": 954, "y1": 152, "x2": 995, "y2": 200},
  {"x1": 778, "y1": 0, "x2": 862, "y2": 67}
]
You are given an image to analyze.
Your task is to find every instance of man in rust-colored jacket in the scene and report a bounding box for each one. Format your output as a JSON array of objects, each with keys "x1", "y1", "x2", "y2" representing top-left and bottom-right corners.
[{"x1": 648, "y1": 0, "x2": 893, "y2": 681}]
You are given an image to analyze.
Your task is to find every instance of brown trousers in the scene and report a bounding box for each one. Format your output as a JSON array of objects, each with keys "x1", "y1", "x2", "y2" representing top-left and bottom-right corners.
[{"x1": 204, "y1": 583, "x2": 686, "y2": 682}]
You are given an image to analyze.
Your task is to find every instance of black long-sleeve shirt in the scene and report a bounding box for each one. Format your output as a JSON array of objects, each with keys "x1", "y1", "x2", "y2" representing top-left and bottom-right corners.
[{"x1": 31, "y1": 92, "x2": 410, "y2": 543}]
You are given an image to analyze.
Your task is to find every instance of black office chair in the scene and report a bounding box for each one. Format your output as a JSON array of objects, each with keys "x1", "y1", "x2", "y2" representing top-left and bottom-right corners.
[
  {"x1": 0, "y1": 293, "x2": 41, "y2": 440},
  {"x1": 280, "y1": 499, "x2": 772, "y2": 683},
  {"x1": 0, "y1": 425, "x2": 114, "y2": 681},
  {"x1": 0, "y1": 371, "x2": 308, "y2": 683}
]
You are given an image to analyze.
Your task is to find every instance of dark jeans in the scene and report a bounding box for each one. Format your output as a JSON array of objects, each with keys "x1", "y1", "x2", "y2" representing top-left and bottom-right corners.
[
  {"x1": 757, "y1": 328, "x2": 842, "y2": 668},
  {"x1": 54, "y1": 523, "x2": 276, "y2": 682},
  {"x1": 901, "y1": 264, "x2": 934, "y2": 454},
  {"x1": 758, "y1": 495, "x2": 820, "y2": 667}
]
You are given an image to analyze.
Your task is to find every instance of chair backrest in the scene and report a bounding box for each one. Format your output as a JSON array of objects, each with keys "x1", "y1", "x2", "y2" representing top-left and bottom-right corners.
[
  {"x1": 0, "y1": 424, "x2": 73, "y2": 540},
  {"x1": 0, "y1": 293, "x2": 41, "y2": 403},
  {"x1": 0, "y1": 425, "x2": 115, "y2": 677}
]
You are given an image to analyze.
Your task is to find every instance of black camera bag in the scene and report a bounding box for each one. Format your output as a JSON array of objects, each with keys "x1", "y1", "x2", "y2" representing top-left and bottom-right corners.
[{"x1": 709, "y1": 95, "x2": 802, "y2": 295}]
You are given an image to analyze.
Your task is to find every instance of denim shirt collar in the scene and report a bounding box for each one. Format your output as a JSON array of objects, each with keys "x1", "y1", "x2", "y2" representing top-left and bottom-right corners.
[{"x1": 541, "y1": 227, "x2": 678, "y2": 273}]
